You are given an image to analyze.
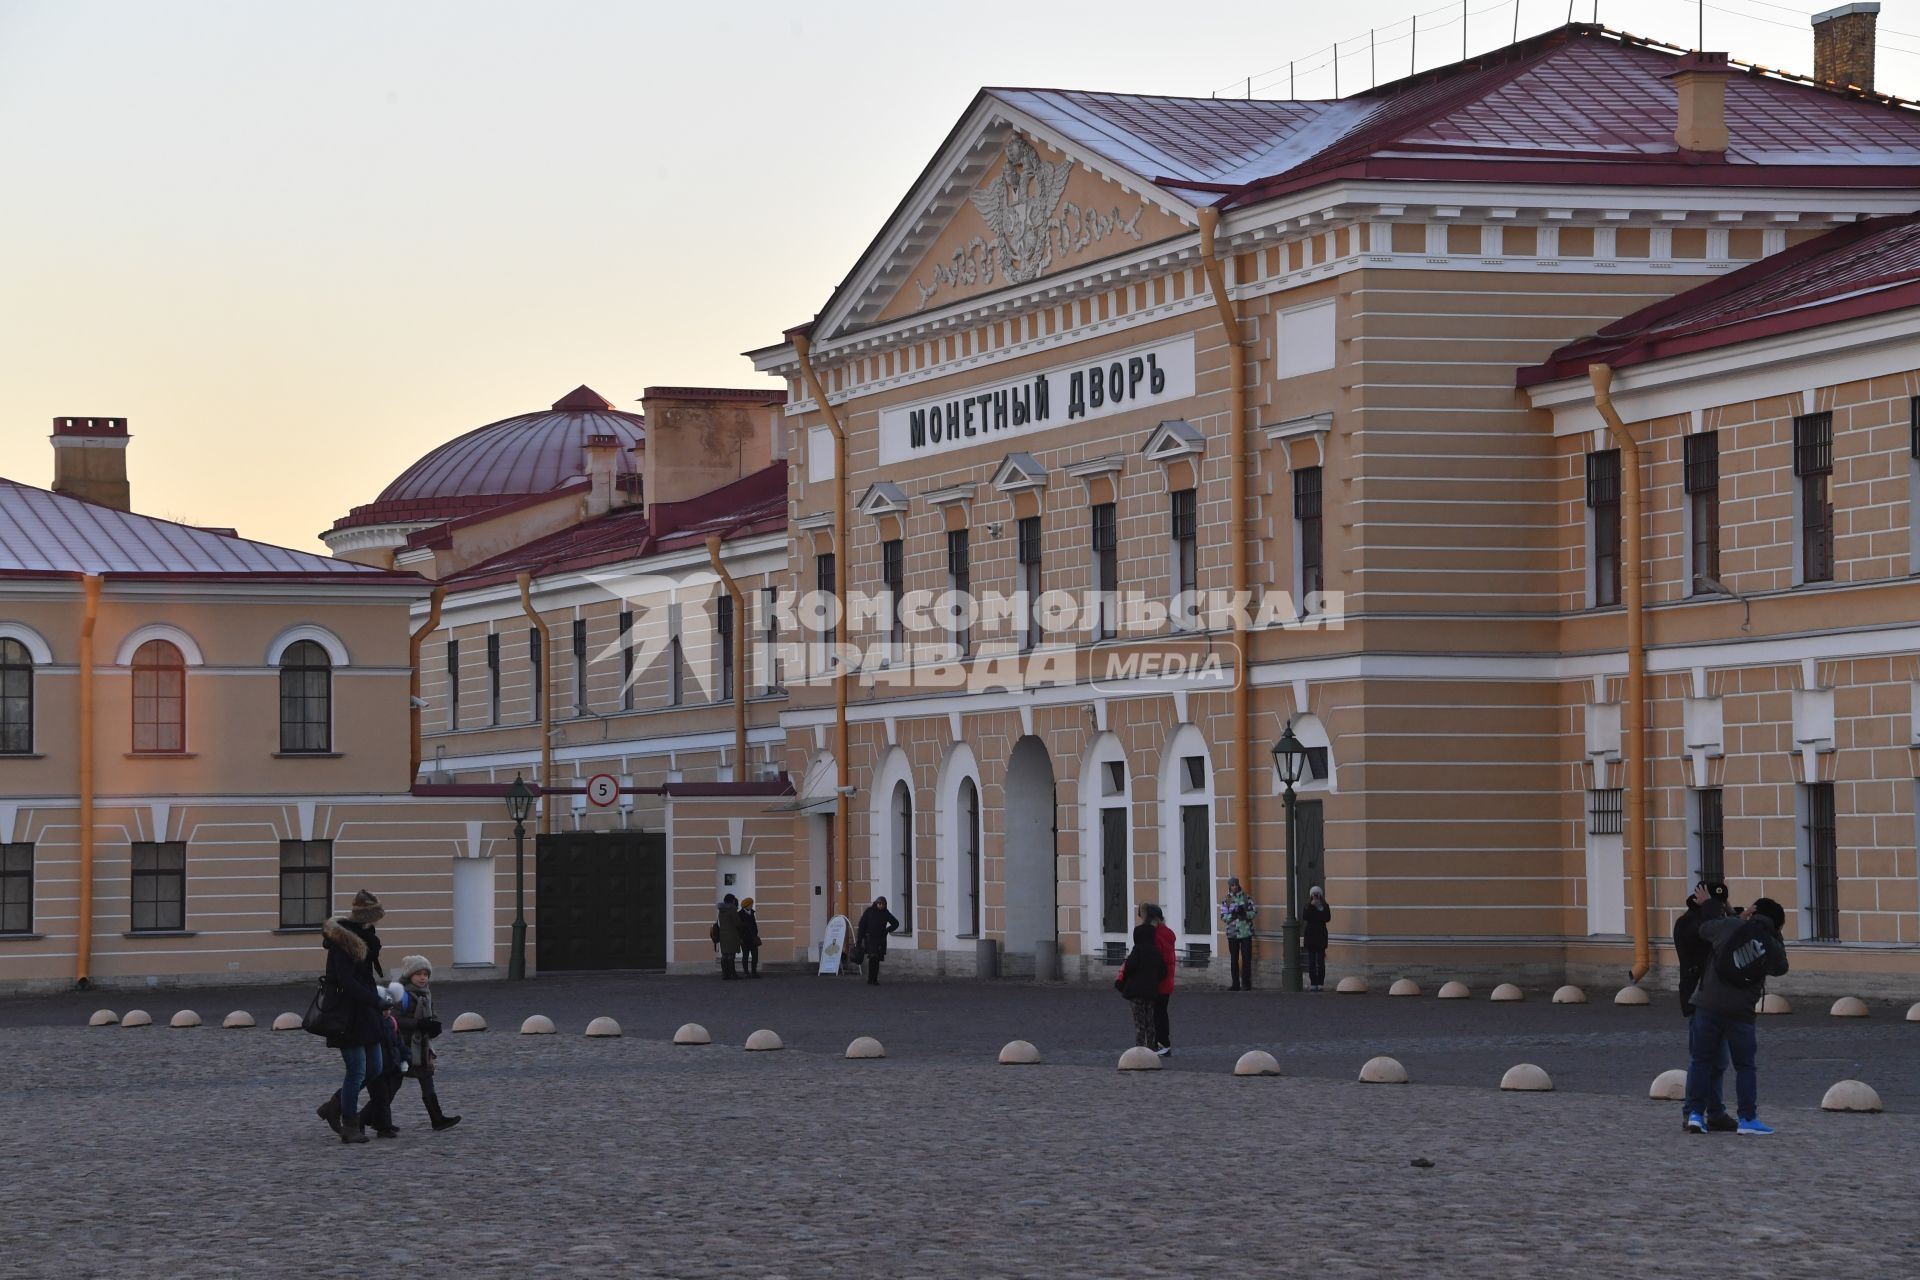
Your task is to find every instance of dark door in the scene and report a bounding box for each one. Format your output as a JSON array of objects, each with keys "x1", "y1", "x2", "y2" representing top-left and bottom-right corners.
[
  {"x1": 1100, "y1": 807, "x2": 1127, "y2": 935},
  {"x1": 535, "y1": 831, "x2": 666, "y2": 971},
  {"x1": 1293, "y1": 800, "x2": 1325, "y2": 909},
  {"x1": 1181, "y1": 803, "x2": 1210, "y2": 936}
]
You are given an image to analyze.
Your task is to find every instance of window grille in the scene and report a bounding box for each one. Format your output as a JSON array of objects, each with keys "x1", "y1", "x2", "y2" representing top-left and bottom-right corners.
[
  {"x1": 1792, "y1": 412, "x2": 1832, "y2": 478},
  {"x1": 1588, "y1": 788, "x2": 1623, "y2": 836}
]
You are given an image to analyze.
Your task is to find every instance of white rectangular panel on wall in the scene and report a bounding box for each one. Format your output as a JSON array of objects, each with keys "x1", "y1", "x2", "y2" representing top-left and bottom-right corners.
[
  {"x1": 807, "y1": 425, "x2": 835, "y2": 482},
  {"x1": 451, "y1": 857, "x2": 495, "y2": 967},
  {"x1": 1276, "y1": 299, "x2": 1336, "y2": 380}
]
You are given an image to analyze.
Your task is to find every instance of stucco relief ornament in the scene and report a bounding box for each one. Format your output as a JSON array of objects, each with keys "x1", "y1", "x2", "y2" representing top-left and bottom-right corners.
[{"x1": 972, "y1": 136, "x2": 1074, "y2": 284}]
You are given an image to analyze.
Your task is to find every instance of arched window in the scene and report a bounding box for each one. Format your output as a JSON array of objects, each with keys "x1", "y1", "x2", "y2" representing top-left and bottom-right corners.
[
  {"x1": 0, "y1": 638, "x2": 32, "y2": 755},
  {"x1": 279, "y1": 640, "x2": 332, "y2": 753},
  {"x1": 131, "y1": 639, "x2": 186, "y2": 754},
  {"x1": 960, "y1": 778, "x2": 981, "y2": 937},
  {"x1": 892, "y1": 780, "x2": 914, "y2": 935}
]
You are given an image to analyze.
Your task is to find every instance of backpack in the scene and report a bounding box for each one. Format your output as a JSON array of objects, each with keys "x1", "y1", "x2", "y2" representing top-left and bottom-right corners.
[{"x1": 1712, "y1": 918, "x2": 1775, "y2": 989}]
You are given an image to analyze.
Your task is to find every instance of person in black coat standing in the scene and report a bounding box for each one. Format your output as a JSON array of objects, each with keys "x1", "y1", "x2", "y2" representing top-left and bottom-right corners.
[
  {"x1": 738, "y1": 896, "x2": 763, "y2": 978},
  {"x1": 316, "y1": 889, "x2": 393, "y2": 1144},
  {"x1": 856, "y1": 897, "x2": 900, "y2": 985},
  {"x1": 1673, "y1": 881, "x2": 1736, "y2": 1131},
  {"x1": 1301, "y1": 886, "x2": 1332, "y2": 991},
  {"x1": 1115, "y1": 922, "x2": 1168, "y2": 1047}
]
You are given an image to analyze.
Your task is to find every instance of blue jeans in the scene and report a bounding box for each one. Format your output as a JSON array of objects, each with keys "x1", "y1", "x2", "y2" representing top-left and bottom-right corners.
[
  {"x1": 1685, "y1": 1010, "x2": 1757, "y2": 1121},
  {"x1": 338, "y1": 1042, "x2": 384, "y2": 1122},
  {"x1": 1683, "y1": 1015, "x2": 1730, "y2": 1119}
]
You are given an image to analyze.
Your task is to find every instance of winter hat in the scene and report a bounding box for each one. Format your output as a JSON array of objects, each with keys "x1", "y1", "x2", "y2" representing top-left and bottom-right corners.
[
  {"x1": 1706, "y1": 882, "x2": 1731, "y2": 903},
  {"x1": 1751, "y1": 897, "x2": 1786, "y2": 931},
  {"x1": 1309, "y1": 885, "x2": 1324, "y2": 899},
  {"x1": 1227, "y1": 877, "x2": 1242, "y2": 892},
  {"x1": 398, "y1": 954, "x2": 432, "y2": 982},
  {"x1": 740, "y1": 897, "x2": 754, "y2": 910},
  {"x1": 347, "y1": 889, "x2": 385, "y2": 925}
]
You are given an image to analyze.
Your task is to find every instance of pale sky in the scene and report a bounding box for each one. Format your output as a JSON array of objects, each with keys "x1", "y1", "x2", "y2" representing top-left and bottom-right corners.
[{"x1": 5, "y1": 0, "x2": 1919, "y2": 551}]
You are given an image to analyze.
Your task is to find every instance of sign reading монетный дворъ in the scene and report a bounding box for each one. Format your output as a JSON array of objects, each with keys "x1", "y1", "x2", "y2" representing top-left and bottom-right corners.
[{"x1": 875, "y1": 335, "x2": 1196, "y2": 467}]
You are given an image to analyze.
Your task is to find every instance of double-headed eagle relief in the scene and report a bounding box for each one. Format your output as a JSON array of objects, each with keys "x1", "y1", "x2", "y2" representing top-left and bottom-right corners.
[{"x1": 915, "y1": 134, "x2": 1148, "y2": 308}]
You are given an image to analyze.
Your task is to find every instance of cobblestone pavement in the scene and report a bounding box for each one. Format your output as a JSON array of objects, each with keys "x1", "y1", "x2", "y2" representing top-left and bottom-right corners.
[{"x1": 7, "y1": 974, "x2": 1920, "y2": 1278}]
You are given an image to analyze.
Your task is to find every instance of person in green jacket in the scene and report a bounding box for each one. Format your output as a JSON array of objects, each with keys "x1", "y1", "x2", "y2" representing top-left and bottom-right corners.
[{"x1": 1219, "y1": 877, "x2": 1257, "y2": 990}]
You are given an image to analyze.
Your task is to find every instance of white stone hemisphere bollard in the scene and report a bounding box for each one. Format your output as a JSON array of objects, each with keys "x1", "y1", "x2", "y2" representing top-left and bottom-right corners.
[
  {"x1": 451, "y1": 1012, "x2": 487, "y2": 1033},
  {"x1": 272, "y1": 1012, "x2": 303, "y2": 1031},
  {"x1": 121, "y1": 1010, "x2": 152, "y2": 1028},
  {"x1": 1501, "y1": 1063, "x2": 1553, "y2": 1091},
  {"x1": 1908, "y1": 1002, "x2": 1920, "y2": 1023},
  {"x1": 1118, "y1": 1046, "x2": 1162, "y2": 1071},
  {"x1": 1821, "y1": 1080, "x2": 1884, "y2": 1113},
  {"x1": 998, "y1": 1040, "x2": 1042, "y2": 1065},
  {"x1": 1233, "y1": 1050, "x2": 1281, "y2": 1077},
  {"x1": 222, "y1": 1011, "x2": 255, "y2": 1029},
  {"x1": 846, "y1": 1036, "x2": 885, "y2": 1059},
  {"x1": 673, "y1": 1023, "x2": 712, "y2": 1045},
  {"x1": 1388, "y1": 978, "x2": 1421, "y2": 997},
  {"x1": 1553, "y1": 985, "x2": 1588, "y2": 1004},
  {"x1": 520, "y1": 1015, "x2": 557, "y2": 1036},
  {"x1": 1490, "y1": 984, "x2": 1525, "y2": 1002},
  {"x1": 1649, "y1": 1069, "x2": 1688, "y2": 1101},
  {"x1": 1437, "y1": 981, "x2": 1471, "y2": 1000},
  {"x1": 88, "y1": 1009, "x2": 119, "y2": 1027},
  {"x1": 1335, "y1": 976, "x2": 1368, "y2": 994},
  {"x1": 1359, "y1": 1055, "x2": 1408, "y2": 1084},
  {"x1": 1830, "y1": 996, "x2": 1869, "y2": 1018},
  {"x1": 169, "y1": 1010, "x2": 202, "y2": 1028},
  {"x1": 1614, "y1": 985, "x2": 1650, "y2": 1006},
  {"x1": 585, "y1": 1017, "x2": 622, "y2": 1038},
  {"x1": 1755, "y1": 993, "x2": 1792, "y2": 1015},
  {"x1": 744, "y1": 1029, "x2": 783, "y2": 1052}
]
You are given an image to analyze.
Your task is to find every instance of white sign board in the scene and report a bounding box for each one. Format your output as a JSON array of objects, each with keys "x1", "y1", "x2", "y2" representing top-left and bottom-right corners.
[
  {"x1": 586, "y1": 774, "x2": 620, "y2": 808},
  {"x1": 818, "y1": 914, "x2": 851, "y2": 975},
  {"x1": 876, "y1": 335, "x2": 1195, "y2": 467}
]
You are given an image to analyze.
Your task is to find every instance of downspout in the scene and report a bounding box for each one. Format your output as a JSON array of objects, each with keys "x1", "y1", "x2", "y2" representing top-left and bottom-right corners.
[
  {"x1": 75, "y1": 573, "x2": 101, "y2": 990},
  {"x1": 1198, "y1": 209, "x2": 1254, "y2": 897},
  {"x1": 791, "y1": 332, "x2": 850, "y2": 925},
  {"x1": 517, "y1": 572, "x2": 554, "y2": 836},
  {"x1": 1590, "y1": 364, "x2": 1651, "y2": 983},
  {"x1": 705, "y1": 535, "x2": 750, "y2": 776},
  {"x1": 407, "y1": 585, "x2": 446, "y2": 783}
]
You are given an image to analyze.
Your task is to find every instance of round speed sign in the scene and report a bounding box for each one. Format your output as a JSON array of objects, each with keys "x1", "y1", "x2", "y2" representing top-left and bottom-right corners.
[{"x1": 585, "y1": 774, "x2": 620, "y2": 808}]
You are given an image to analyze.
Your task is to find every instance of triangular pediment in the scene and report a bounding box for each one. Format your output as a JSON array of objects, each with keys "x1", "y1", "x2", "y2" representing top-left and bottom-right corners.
[
  {"x1": 991, "y1": 452, "x2": 1048, "y2": 492},
  {"x1": 855, "y1": 481, "x2": 910, "y2": 516},
  {"x1": 1141, "y1": 418, "x2": 1205, "y2": 461},
  {"x1": 818, "y1": 98, "x2": 1198, "y2": 341}
]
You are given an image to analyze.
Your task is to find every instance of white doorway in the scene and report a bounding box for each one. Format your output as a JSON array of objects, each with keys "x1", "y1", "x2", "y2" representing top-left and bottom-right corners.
[
  {"x1": 451, "y1": 857, "x2": 495, "y2": 966},
  {"x1": 808, "y1": 813, "x2": 831, "y2": 960},
  {"x1": 716, "y1": 853, "x2": 754, "y2": 906}
]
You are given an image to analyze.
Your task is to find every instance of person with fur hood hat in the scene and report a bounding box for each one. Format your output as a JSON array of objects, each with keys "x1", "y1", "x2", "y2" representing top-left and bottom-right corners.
[
  {"x1": 315, "y1": 890, "x2": 396, "y2": 1144},
  {"x1": 383, "y1": 955, "x2": 461, "y2": 1131}
]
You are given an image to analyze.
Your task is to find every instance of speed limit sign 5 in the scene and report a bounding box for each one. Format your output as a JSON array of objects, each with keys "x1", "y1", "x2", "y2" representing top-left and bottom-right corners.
[{"x1": 586, "y1": 774, "x2": 620, "y2": 808}]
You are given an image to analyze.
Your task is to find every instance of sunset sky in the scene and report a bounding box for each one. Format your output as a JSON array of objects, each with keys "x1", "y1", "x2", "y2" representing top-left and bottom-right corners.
[{"x1": 5, "y1": 0, "x2": 1918, "y2": 551}]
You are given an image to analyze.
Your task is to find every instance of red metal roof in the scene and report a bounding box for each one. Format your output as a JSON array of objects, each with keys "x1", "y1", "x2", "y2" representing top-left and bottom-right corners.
[
  {"x1": 0, "y1": 478, "x2": 412, "y2": 579},
  {"x1": 1520, "y1": 211, "x2": 1920, "y2": 383},
  {"x1": 439, "y1": 464, "x2": 787, "y2": 589},
  {"x1": 992, "y1": 25, "x2": 1920, "y2": 210},
  {"x1": 332, "y1": 386, "x2": 644, "y2": 532}
]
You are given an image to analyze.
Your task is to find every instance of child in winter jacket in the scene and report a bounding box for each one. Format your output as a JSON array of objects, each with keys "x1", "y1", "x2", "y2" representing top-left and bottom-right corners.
[{"x1": 387, "y1": 955, "x2": 461, "y2": 1131}]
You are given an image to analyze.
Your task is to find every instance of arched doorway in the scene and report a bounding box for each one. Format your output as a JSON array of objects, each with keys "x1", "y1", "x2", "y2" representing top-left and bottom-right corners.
[{"x1": 1003, "y1": 735, "x2": 1057, "y2": 960}]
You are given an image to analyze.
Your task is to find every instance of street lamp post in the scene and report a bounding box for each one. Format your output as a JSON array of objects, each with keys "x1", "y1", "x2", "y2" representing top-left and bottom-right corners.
[
  {"x1": 506, "y1": 773, "x2": 534, "y2": 981},
  {"x1": 1271, "y1": 722, "x2": 1310, "y2": 993}
]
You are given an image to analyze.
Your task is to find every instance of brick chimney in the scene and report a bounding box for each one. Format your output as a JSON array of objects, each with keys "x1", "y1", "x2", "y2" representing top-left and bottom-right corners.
[
  {"x1": 583, "y1": 433, "x2": 623, "y2": 518},
  {"x1": 1813, "y1": 2, "x2": 1878, "y2": 92},
  {"x1": 50, "y1": 416, "x2": 132, "y2": 511},
  {"x1": 1667, "y1": 51, "x2": 1731, "y2": 156}
]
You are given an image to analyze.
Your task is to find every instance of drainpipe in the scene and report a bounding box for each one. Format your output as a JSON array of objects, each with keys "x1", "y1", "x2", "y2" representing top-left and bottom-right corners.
[
  {"x1": 791, "y1": 332, "x2": 850, "y2": 925},
  {"x1": 1589, "y1": 364, "x2": 1651, "y2": 983},
  {"x1": 517, "y1": 572, "x2": 554, "y2": 836},
  {"x1": 75, "y1": 573, "x2": 101, "y2": 990},
  {"x1": 1198, "y1": 209, "x2": 1254, "y2": 899},
  {"x1": 705, "y1": 535, "x2": 750, "y2": 776},
  {"x1": 407, "y1": 586, "x2": 446, "y2": 783}
]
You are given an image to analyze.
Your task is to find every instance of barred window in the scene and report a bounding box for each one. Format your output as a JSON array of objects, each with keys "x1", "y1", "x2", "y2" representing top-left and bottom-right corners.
[
  {"x1": 130, "y1": 841, "x2": 185, "y2": 932},
  {"x1": 881, "y1": 539, "x2": 904, "y2": 647},
  {"x1": 278, "y1": 839, "x2": 332, "y2": 929},
  {"x1": 486, "y1": 632, "x2": 501, "y2": 725},
  {"x1": 0, "y1": 842, "x2": 31, "y2": 934},
  {"x1": 946, "y1": 532, "x2": 971, "y2": 656},
  {"x1": 718, "y1": 594, "x2": 735, "y2": 701},
  {"x1": 1792, "y1": 412, "x2": 1832, "y2": 478},
  {"x1": 1170, "y1": 490, "x2": 1196, "y2": 613},
  {"x1": 1805, "y1": 782, "x2": 1839, "y2": 942},
  {"x1": 445, "y1": 638, "x2": 459, "y2": 727},
  {"x1": 131, "y1": 639, "x2": 185, "y2": 754},
  {"x1": 1909, "y1": 396, "x2": 1919, "y2": 461},
  {"x1": 1685, "y1": 433, "x2": 1721, "y2": 589},
  {"x1": 0, "y1": 638, "x2": 32, "y2": 755},
  {"x1": 1018, "y1": 517, "x2": 1042, "y2": 650},
  {"x1": 1587, "y1": 450, "x2": 1622, "y2": 607},
  {"x1": 619, "y1": 611, "x2": 635, "y2": 709},
  {"x1": 1294, "y1": 467, "x2": 1324, "y2": 599},
  {"x1": 1092, "y1": 504, "x2": 1118, "y2": 639},
  {"x1": 1694, "y1": 788, "x2": 1725, "y2": 884},
  {"x1": 1588, "y1": 788, "x2": 1623, "y2": 836},
  {"x1": 816, "y1": 553, "x2": 837, "y2": 647},
  {"x1": 1795, "y1": 413, "x2": 1835, "y2": 584},
  {"x1": 574, "y1": 618, "x2": 590, "y2": 714},
  {"x1": 277, "y1": 640, "x2": 331, "y2": 754}
]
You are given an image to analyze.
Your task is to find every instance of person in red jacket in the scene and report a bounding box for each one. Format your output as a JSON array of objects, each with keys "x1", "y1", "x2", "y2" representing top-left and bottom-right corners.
[{"x1": 1140, "y1": 902, "x2": 1177, "y2": 1056}]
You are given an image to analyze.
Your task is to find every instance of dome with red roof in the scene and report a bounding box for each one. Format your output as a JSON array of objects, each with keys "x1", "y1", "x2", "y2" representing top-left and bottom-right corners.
[{"x1": 325, "y1": 386, "x2": 643, "y2": 555}]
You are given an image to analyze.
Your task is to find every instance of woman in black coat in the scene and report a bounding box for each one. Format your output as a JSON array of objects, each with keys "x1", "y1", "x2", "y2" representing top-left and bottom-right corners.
[
  {"x1": 856, "y1": 897, "x2": 900, "y2": 985},
  {"x1": 316, "y1": 890, "x2": 393, "y2": 1144},
  {"x1": 1301, "y1": 886, "x2": 1332, "y2": 992},
  {"x1": 1116, "y1": 922, "x2": 1167, "y2": 1047},
  {"x1": 738, "y1": 896, "x2": 763, "y2": 978}
]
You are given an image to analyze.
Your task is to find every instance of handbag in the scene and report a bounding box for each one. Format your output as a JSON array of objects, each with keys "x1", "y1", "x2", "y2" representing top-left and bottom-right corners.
[{"x1": 301, "y1": 977, "x2": 352, "y2": 1039}]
